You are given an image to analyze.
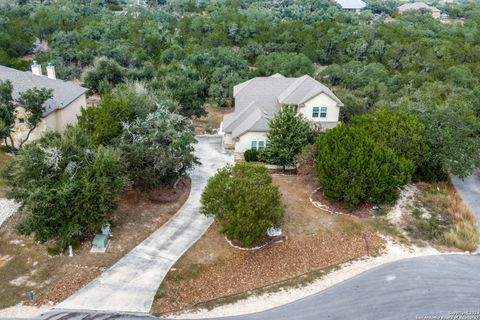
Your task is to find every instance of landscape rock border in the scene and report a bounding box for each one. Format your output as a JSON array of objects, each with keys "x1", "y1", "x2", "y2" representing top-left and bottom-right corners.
[
  {"x1": 224, "y1": 236, "x2": 271, "y2": 251},
  {"x1": 309, "y1": 188, "x2": 346, "y2": 216}
]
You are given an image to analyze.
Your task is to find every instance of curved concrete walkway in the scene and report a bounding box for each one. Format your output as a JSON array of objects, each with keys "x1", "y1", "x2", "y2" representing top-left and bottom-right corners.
[{"x1": 55, "y1": 135, "x2": 233, "y2": 313}]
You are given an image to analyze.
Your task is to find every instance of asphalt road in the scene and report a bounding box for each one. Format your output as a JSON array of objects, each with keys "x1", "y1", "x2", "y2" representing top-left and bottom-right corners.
[
  {"x1": 451, "y1": 171, "x2": 480, "y2": 225},
  {"x1": 35, "y1": 254, "x2": 480, "y2": 320}
]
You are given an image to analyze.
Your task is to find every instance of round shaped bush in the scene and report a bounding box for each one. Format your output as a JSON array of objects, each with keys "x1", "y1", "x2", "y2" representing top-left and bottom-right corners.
[
  {"x1": 243, "y1": 149, "x2": 259, "y2": 162},
  {"x1": 200, "y1": 163, "x2": 284, "y2": 246}
]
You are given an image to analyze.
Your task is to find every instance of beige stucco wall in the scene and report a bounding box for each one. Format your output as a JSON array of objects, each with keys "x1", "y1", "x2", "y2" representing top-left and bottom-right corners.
[
  {"x1": 299, "y1": 92, "x2": 340, "y2": 124},
  {"x1": 11, "y1": 93, "x2": 87, "y2": 146},
  {"x1": 235, "y1": 131, "x2": 267, "y2": 154},
  {"x1": 55, "y1": 94, "x2": 87, "y2": 131},
  {"x1": 223, "y1": 132, "x2": 235, "y2": 149}
]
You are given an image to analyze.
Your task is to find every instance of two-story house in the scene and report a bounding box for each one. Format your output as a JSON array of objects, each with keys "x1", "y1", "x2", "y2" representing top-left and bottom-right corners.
[{"x1": 221, "y1": 74, "x2": 343, "y2": 155}]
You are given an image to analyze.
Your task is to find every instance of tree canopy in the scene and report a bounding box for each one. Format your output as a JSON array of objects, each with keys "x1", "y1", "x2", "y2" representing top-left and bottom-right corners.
[
  {"x1": 1, "y1": 0, "x2": 478, "y2": 130},
  {"x1": 0, "y1": 79, "x2": 52, "y2": 150},
  {"x1": 352, "y1": 110, "x2": 429, "y2": 168},
  {"x1": 118, "y1": 106, "x2": 198, "y2": 190},
  {"x1": 262, "y1": 106, "x2": 314, "y2": 169},
  {"x1": 1, "y1": 0, "x2": 479, "y2": 177},
  {"x1": 6, "y1": 126, "x2": 125, "y2": 248}
]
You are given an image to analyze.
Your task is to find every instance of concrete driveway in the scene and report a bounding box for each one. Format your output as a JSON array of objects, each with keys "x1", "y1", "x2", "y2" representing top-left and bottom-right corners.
[
  {"x1": 451, "y1": 170, "x2": 480, "y2": 224},
  {"x1": 36, "y1": 254, "x2": 480, "y2": 320},
  {"x1": 54, "y1": 135, "x2": 233, "y2": 313}
]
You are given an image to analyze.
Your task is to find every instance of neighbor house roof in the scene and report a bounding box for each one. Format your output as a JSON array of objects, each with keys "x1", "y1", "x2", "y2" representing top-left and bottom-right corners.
[
  {"x1": 335, "y1": 0, "x2": 367, "y2": 10},
  {"x1": 223, "y1": 74, "x2": 343, "y2": 138},
  {"x1": 398, "y1": 2, "x2": 440, "y2": 12},
  {"x1": 0, "y1": 65, "x2": 88, "y2": 117}
]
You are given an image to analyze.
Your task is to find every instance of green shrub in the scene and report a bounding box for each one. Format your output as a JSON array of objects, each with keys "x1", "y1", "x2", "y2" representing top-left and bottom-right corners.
[
  {"x1": 353, "y1": 110, "x2": 429, "y2": 169},
  {"x1": 244, "y1": 149, "x2": 259, "y2": 162},
  {"x1": 7, "y1": 127, "x2": 125, "y2": 249},
  {"x1": 77, "y1": 84, "x2": 164, "y2": 146},
  {"x1": 262, "y1": 106, "x2": 313, "y2": 169},
  {"x1": 118, "y1": 106, "x2": 198, "y2": 190},
  {"x1": 317, "y1": 125, "x2": 414, "y2": 207},
  {"x1": 201, "y1": 163, "x2": 284, "y2": 246}
]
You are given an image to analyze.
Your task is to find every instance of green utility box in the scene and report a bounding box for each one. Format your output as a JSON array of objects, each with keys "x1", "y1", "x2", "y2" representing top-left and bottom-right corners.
[{"x1": 91, "y1": 234, "x2": 109, "y2": 253}]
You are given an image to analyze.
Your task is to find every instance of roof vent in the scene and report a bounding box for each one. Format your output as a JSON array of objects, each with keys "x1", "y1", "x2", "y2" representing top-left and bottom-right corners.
[{"x1": 46, "y1": 63, "x2": 56, "y2": 80}]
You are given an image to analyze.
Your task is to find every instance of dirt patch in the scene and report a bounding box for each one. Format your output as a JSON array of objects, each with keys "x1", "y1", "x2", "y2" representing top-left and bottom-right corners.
[
  {"x1": 148, "y1": 180, "x2": 190, "y2": 203},
  {"x1": 193, "y1": 105, "x2": 234, "y2": 135},
  {"x1": 311, "y1": 189, "x2": 374, "y2": 218},
  {"x1": 0, "y1": 181, "x2": 190, "y2": 309},
  {"x1": 152, "y1": 175, "x2": 385, "y2": 315},
  {"x1": 398, "y1": 181, "x2": 479, "y2": 251}
]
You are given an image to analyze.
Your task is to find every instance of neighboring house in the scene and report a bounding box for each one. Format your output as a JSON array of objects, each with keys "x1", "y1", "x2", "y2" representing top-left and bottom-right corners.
[
  {"x1": 398, "y1": 2, "x2": 441, "y2": 18},
  {"x1": 221, "y1": 74, "x2": 343, "y2": 155},
  {"x1": 335, "y1": 0, "x2": 367, "y2": 11},
  {"x1": 0, "y1": 62, "x2": 88, "y2": 146}
]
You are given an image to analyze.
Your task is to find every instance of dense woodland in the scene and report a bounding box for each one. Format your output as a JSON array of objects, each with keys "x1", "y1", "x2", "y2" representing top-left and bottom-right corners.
[
  {"x1": 1, "y1": 0, "x2": 480, "y2": 115},
  {"x1": 1, "y1": 0, "x2": 480, "y2": 245}
]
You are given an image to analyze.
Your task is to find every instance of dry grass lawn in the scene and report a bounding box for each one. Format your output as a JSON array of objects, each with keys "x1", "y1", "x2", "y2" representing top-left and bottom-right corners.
[
  {"x1": 404, "y1": 181, "x2": 479, "y2": 252},
  {"x1": 0, "y1": 182, "x2": 190, "y2": 309},
  {"x1": 152, "y1": 175, "x2": 385, "y2": 315},
  {"x1": 193, "y1": 105, "x2": 234, "y2": 135}
]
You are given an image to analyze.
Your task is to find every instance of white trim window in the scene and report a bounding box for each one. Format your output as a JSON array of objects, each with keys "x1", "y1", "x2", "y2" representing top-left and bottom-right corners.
[
  {"x1": 320, "y1": 106, "x2": 327, "y2": 118},
  {"x1": 312, "y1": 106, "x2": 319, "y2": 118},
  {"x1": 251, "y1": 141, "x2": 266, "y2": 150}
]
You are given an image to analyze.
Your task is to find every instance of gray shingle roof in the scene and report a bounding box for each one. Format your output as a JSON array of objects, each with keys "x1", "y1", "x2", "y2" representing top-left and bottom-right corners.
[
  {"x1": 224, "y1": 74, "x2": 343, "y2": 138},
  {"x1": 335, "y1": 0, "x2": 367, "y2": 10},
  {"x1": 0, "y1": 65, "x2": 88, "y2": 117},
  {"x1": 398, "y1": 2, "x2": 440, "y2": 12}
]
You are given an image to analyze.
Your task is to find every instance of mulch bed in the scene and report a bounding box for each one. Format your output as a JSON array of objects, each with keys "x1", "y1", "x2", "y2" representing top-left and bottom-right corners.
[
  {"x1": 153, "y1": 230, "x2": 385, "y2": 314},
  {"x1": 28, "y1": 267, "x2": 100, "y2": 306},
  {"x1": 311, "y1": 189, "x2": 374, "y2": 218}
]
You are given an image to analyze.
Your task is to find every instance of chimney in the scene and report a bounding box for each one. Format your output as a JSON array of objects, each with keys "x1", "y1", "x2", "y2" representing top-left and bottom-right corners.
[
  {"x1": 31, "y1": 60, "x2": 42, "y2": 76},
  {"x1": 46, "y1": 63, "x2": 56, "y2": 80}
]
